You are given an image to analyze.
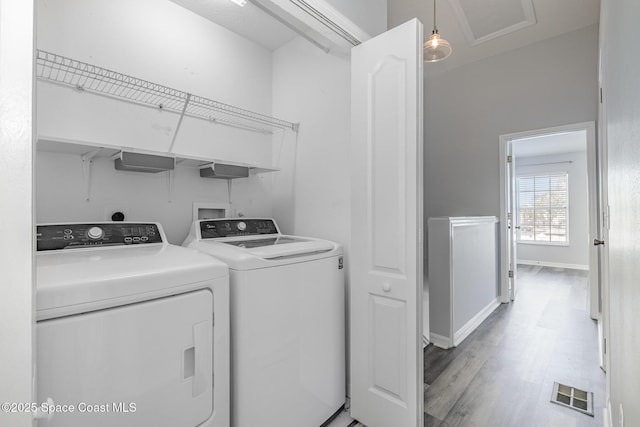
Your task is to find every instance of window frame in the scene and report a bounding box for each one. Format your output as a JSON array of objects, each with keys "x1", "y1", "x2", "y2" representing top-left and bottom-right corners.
[{"x1": 516, "y1": 172, "x2": 570, "y2": 246}]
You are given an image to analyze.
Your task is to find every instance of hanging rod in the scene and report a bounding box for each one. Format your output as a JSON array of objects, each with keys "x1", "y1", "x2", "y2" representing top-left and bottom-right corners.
[
  {"x1": 288, "y1": 0, "x2": 362, "y2": 46},
  {"x1": 35, "y1": 49, "x2": 298, "y2": 133}
]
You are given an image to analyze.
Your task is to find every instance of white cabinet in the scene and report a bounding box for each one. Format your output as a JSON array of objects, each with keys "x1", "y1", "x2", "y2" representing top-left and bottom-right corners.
[{"x1": 428, "y1": 217, "x2": 500, "y2": 349}]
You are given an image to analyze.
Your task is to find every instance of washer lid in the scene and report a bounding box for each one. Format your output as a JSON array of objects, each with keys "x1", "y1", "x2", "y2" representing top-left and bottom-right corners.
[
  {"x1": 222, "y1": 237, "x2": 335, "y2": 259},
  {"x1": 36, "y1": 244, "x2": 228, "y2": 318},
  {"x1": 185, "y1": 237, "x2": 340, "y2": 270},
  {"x1": 183, "y1": 218, "x2": 342, "y2": 269}
]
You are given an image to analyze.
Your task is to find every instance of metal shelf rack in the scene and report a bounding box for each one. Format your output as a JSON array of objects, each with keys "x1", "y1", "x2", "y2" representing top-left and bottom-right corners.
[{"x1": 35, "y1": 49, "x2": 298, "y2": 134}]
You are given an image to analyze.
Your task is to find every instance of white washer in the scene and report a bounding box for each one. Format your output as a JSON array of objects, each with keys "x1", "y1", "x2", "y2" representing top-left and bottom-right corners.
[
  {"x1": 36, "y1": 222, "x2": 230, "y2": 427},
  {"x1": 183, "y1": 218, "x2": 345, "y2": 427}
]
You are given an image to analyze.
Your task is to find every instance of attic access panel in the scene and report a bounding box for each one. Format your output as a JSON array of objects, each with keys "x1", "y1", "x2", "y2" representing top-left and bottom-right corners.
[{"x1": 449, "y1": 0, "x2": 536, "y2": 46}]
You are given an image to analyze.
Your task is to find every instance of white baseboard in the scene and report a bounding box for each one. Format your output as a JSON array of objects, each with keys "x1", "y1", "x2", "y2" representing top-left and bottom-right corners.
[
  {"x1": 422, "y1": 334, "x2": 430, "y2": 349},
  {"x1": 429, "y1": 333, "x2": 451, "y2": 349},
  {"x1": 603, "y1": 399, "x2": 612, "y2": 427},
  {"x1": 453, "y1": 297, "x2": 501, "y2": 347},
  {"x1": 518, "y1": 259, "x2": 589, "y2": 271}
]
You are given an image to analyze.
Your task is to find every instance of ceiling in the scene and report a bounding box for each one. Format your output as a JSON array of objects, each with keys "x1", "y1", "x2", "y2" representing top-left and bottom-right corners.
[
  {"x1": 388, "y1": 0, "x2": 600, "y2": 72},
  {"x1": 169, "y1": 0, "x2": 299, "y2": 50},
  {"x1": 170, "y1": 0, "x2": 600, "y2": 71},
  {"x1": 512, "y1": 130, "x2": 587, "y2": 158}
]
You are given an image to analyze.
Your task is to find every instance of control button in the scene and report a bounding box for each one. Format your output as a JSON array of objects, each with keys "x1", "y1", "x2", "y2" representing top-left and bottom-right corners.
[
  {"x1": 87, "y1": 226, "x2": 104, "y2": 240},
  {"x1": 63, "y1": 228, "x2": 73, "y2": 235},
  {"x1": 133, "y1": 237, "x2": 141, "y2": 243},
  {"x1": 140, "y1": 236, "x2": 149, "y2": 242},
  {"x1": 124, "y1": 237, "x2": 133, "y2": 244},
  {"x1": 237, "y1": 221, "x2": 247, "y2": 231},
  {"x1": 63, "y1": 235, "x2": 74, "y2": 240}
]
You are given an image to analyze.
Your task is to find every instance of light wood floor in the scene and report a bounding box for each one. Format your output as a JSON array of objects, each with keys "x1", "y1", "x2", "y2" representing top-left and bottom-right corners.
[{"x1": 423, "y1": 266, "x2": 605, "y2": 427}]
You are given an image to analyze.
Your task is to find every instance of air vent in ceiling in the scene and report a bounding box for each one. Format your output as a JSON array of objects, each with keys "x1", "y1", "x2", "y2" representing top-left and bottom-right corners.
[{"x1": 448, "y1": 0, "x2": 536, "y2": 46}]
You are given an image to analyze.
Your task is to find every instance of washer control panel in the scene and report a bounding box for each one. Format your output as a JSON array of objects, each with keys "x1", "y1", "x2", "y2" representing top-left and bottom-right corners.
[
  {"x1": 200, "y1": 219, "x2": 279, "y2": 239},
  {"x1": 37, "y1": 223, "x2": 163, "y2": 251}
]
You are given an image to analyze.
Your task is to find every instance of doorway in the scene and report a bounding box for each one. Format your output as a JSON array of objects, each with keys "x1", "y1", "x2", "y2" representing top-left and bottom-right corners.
[{"x1": 499, "y1": 122, "x2": 598, "y2": 320}]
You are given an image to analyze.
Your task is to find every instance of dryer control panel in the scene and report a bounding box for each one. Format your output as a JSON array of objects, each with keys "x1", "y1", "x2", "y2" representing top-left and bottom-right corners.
[
  {"x1": 37, "y1": 223, "x2": 163, "y2": 251},
  {"x1": 200, "y1": 219, "x2": 279, "y2": 239}
]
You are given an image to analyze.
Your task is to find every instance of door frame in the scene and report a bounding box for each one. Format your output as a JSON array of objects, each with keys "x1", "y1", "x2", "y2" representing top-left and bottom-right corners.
[
  {"x1": 499, "y1": 122, "x2": 598, "y2": 315},
  {"x1": 0, "y1": 0, "x2": 36, "y2": 424}
]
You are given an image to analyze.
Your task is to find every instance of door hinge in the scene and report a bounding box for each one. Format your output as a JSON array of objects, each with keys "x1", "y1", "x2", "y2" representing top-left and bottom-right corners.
[
  {"x1": 507, "y1": 155, "x2": 513, "y2": 163},
  {"x1": 508, "y1": 270, "x2": 514, "y2": 278},
  {"x1": 600, "y1": 87, "x2": 603, "y2": 104},
  {"x1": 604, "y1": 338, "x2": 606, "y2": 354}
]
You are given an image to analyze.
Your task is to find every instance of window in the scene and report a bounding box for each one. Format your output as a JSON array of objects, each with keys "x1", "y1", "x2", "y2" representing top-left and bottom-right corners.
[{"x1": 517, "y1": 173, "x2": 568, "y2": 243}]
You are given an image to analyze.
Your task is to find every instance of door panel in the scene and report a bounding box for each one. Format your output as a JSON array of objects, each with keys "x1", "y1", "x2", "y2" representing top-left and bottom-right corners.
[
  {"x1": 369, "y1": 295, "x2": 407, "y2": 402},
  {"x1": 350, "y1": 18, "x2": 424, "y2": 427},
  {"x1": 370, "y1": 56, "x2": 407, "y2": 273}
]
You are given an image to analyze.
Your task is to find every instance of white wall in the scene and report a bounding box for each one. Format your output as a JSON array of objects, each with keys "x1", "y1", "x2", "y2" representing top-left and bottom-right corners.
[
  {"x1": 323, "y1": 0, "x2": 387, "y2": 36},
  {"x1": 271, "y1": 35, "x2": 351, "y2": 396},
  {"x1": 0, "y1": 1, "x2": 35, "y2": 425},
  {"x1": 36, "y1": 0, "x2": 275, "y2": 166},
  {"x1": 35, "y1": 0, "x2": 282, "y2": 241},
  {"x1": 271, "y1": 37, "x2": 351, "y2": 249},
  {"x1": 600, "y1": 0, "x2": 640, "y2": 425},
  {"x1": 515, "y1": 151, "x2": 589, "y2": 269},
  {"x1": 36, "y1": 151, "x2": 273, "y2": 244},
  {"x1": 424, "y1": 25, "x2": 599, "y2": 222}
]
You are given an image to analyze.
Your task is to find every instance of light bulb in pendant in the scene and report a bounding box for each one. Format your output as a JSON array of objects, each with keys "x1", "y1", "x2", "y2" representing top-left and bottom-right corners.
[
  {"x1": 424, "y1": 0, "x2": 452, "y2": 63},
  {"x1": 424, "y1": 31, "x2": 452, "y2": 62}
]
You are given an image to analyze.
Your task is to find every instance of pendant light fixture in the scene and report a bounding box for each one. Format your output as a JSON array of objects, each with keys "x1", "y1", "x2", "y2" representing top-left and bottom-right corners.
[{"x1": 424, "y1": 0, "x2": 452, "y2": 62}]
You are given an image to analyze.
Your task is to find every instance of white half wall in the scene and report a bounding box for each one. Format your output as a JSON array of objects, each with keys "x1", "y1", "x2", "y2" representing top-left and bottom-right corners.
[
  {"x1": 424, "y1": 25, "x2": 599, "y2": 222},
  {"x1": 515, "y1": 151, "x2": 589, "y2": 268}
]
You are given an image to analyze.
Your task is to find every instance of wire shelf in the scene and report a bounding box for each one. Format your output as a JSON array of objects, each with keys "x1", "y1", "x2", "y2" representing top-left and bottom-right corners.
[{"x1": 35, "y1": 49, "x2": 298, "y2": 133}]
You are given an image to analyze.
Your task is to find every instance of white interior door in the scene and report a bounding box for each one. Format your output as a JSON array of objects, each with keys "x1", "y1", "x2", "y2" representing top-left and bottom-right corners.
[
  {"x1": 597, "y1": 40, "x2": 610, "y2": 372},
  {"x1": 507, "y1": 143, "x2": 518, "y2": 300},
  {"x1": 350, "y1": 18, "x2": 424, "y2": 427}
]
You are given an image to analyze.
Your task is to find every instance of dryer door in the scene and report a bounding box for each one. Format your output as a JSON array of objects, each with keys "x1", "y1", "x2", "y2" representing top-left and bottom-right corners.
[{"x1": 37, "y1": 290, "x2": 213, "y2": 427}]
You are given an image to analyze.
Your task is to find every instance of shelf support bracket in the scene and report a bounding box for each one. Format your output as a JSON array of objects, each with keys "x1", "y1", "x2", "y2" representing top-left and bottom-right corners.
[
  {"x1": 167, "y1": 169, "x2": 175, "y2": 203},
  {"x1": 167, "y1": 93, "x2": 191, "y2": 153},
  {"x1": 81, "y1": 149, "x2": 101, "y2": 201}
]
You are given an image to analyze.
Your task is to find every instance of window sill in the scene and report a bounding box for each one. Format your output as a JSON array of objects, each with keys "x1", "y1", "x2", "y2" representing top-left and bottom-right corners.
[{"x1": 517, "y1": 240, "x2": 570, "y2": 247}]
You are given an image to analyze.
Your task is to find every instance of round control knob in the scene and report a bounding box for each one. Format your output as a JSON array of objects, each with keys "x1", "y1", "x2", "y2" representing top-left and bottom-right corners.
[
  {"x1": 237, "y1": 221, "x2": 247, "y2": 231},
  {"x1": 87, "y1": 226, "x2": 104, "y2": 240}
]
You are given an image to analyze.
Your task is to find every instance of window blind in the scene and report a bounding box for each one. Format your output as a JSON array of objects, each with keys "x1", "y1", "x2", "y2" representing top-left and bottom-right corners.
[{"x1": 517, "y1": 173, "x2": 568, "y2": 243}]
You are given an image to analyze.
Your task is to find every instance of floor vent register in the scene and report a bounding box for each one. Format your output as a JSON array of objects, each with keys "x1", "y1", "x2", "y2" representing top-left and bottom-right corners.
[{"x1": 550, "y1": 382, "x2": 594, "y2": 416}]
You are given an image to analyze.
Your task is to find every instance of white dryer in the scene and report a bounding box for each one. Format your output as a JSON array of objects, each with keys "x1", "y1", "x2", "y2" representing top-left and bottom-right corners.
[
  {"x1": 183, "y1": 218, "x2": 345, "y2": 427},
  {"x1": 36, "y1": 222, "x2": 230, "y2": 427}
]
